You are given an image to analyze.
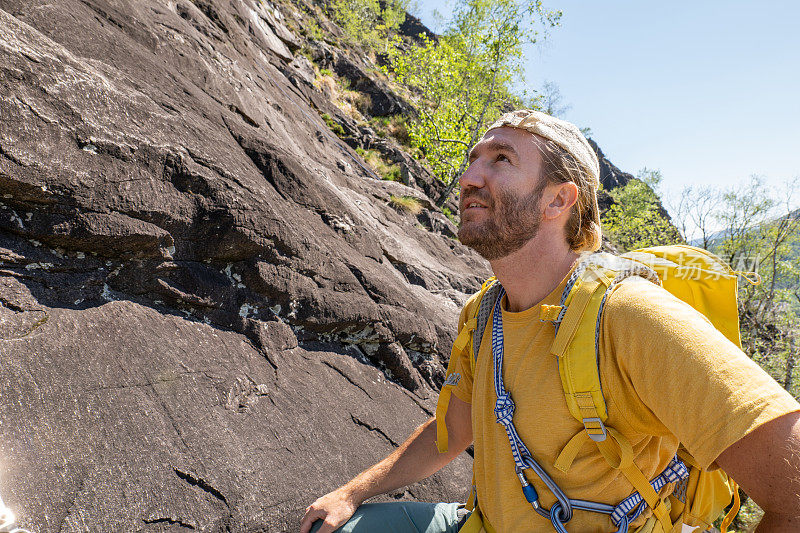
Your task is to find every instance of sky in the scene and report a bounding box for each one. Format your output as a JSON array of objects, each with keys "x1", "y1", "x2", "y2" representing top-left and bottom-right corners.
[{"x1": 415, "y1": 1, "x2": 800, "y2": 220}]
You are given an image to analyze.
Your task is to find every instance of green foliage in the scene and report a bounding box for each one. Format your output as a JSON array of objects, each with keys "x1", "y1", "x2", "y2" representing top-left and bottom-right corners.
[
  {"x1": 370, "y1": 115, "x2": 410, "y2": 145},
  {"x1": 386, "y1": 0, "x2": 561, "y2": 205},
  {"x1": 601, "y1": 169, "x2": 682, "y2": 251},
  {"x1": 442, "y1": 206, "x2": 458, "y2": 224},
  {"x1": 321, "y1": 113, "x2": 346, "y2": 137},
  {"x1": 389, "y1": 194, "x2": 423, "y2": 215},
  {"x1": 312, "y1": 0, "x2": 562, "y2": 206},
  {"x1": 357, "y1": 148, "x2": 400, "y2": 180},
  {"x1": 329, "y1": 0, "x2": 409, "y2": 52},
  {"x1": 729, "y1": 496, "x2": 763, "y2": 531},
  {"x1": 385, "y1": 166, "x2": 402, "y2": 181}
]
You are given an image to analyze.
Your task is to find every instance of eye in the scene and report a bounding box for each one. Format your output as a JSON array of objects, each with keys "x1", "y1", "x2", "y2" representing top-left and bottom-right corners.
[{"x1": 496, "y1": 153, "x2": 510, "y2": 163}]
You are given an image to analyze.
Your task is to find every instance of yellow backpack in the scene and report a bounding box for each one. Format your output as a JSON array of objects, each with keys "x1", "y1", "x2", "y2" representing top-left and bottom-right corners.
[{"x1": 436, "y1": 245, "x2": 750, "y2": 533}]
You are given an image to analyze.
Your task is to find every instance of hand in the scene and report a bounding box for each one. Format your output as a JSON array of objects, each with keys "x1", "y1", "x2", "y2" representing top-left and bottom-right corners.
[{"x1": 299, "y1": 487, "x2": 360, "y2": 533}]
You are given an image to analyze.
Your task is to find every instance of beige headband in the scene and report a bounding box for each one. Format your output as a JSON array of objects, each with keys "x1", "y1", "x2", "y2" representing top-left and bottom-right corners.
[{"x1": 485, "y1": 109, "x2": 600, "y2": 188}]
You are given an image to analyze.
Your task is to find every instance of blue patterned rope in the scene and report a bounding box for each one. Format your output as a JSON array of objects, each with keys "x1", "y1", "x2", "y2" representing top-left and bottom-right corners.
[
  {"x1": 491, "y1": 286, "x2": 573, "y2": 522},
  {"x1": 492, "y1": 287, "x2": 534, "y2": 468}
]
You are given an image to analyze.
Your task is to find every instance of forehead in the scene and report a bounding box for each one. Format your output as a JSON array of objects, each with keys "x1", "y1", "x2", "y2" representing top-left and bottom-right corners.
[{"x1": 471, "y1": 127, "x2": 543, "y2": 161}]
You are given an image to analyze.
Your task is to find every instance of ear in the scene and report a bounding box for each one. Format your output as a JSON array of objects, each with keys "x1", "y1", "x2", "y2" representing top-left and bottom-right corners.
[{"x1": 542, "y1": 182, "x2": 579, "y2": 221}]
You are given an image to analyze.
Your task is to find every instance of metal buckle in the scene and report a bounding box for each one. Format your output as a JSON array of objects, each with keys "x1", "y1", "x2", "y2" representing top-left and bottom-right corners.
[{"x1": 583, "y1": 417, "x2": 607, "y2": 442}]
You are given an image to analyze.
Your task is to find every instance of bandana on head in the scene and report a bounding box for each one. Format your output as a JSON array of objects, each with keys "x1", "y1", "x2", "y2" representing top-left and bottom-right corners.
[{"x1": 485, "y1": 110, "x2": 600, "y2": 188}]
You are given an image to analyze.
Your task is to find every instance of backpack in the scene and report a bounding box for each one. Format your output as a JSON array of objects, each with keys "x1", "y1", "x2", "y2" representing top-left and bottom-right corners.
[{"x1": 436, "y1": 245, "x2": 749, "y2": 533}]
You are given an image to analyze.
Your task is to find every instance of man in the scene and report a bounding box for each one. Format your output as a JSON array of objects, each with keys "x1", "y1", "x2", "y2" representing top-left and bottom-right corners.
[{"x1": 300, "y1": 110, "x2": 800, "y2": 532}]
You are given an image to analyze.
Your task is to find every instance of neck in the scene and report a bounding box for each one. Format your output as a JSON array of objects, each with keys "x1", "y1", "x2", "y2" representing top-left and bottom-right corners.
[{"x1": 489, "y1": 233, "x2": 580, "y2": 312}]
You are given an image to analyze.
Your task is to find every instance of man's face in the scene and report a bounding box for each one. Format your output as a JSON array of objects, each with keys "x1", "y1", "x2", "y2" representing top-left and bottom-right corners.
[{"x1": 457, "y1": 128, "x2": 547, "y2": 260}]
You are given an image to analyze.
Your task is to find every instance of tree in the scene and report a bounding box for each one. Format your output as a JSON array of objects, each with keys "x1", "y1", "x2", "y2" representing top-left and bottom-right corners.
[
  {"x1": 387, "y1": 0, "x2": 561, "y2": 206},
  {"x1": 539, "y1": 80, "x2": 571, "y2": 118},
  {"x1": 601, "y1": 168, "x2": 683, "y2": 251},
  {"x1": 329, "y1": 0, "x2": 409, "y2": 53},
  {"x1": 669, "y1": 185, "x2": 720, "y2": 250}
]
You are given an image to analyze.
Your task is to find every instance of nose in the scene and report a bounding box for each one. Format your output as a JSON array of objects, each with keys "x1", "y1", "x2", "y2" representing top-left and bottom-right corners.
[{"x1": 459, "y1": 159, "x2": 485, "y2": 190}]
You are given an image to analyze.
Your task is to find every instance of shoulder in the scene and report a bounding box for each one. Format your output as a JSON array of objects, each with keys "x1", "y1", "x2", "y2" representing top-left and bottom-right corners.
[{"x1": 602, "y1": 275, "x2": 715, "y2": 333}]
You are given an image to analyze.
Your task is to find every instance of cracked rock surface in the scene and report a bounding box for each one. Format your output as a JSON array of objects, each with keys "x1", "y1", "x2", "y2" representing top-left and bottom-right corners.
[{"x1": 0, "y1": 1, "x2": 488, "y2": 531}]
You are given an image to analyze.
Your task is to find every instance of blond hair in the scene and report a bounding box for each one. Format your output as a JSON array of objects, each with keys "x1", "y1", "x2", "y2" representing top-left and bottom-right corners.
[{"x1": 538, "y1": 138, "x2": 603, "y2": 252}]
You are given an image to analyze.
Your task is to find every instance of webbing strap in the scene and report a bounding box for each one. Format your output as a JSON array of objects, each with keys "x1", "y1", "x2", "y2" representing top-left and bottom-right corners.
[
  {"x1": 553, "y1": 426, "x2": 633, "y2": 472},
  {"x1": 611, "y1": 457, "x2": 688, "y2": 527},
  {"x1": 466, "y1": 477, "x2": 477, "y2": 511},
  {"x1": 455, "y1": 318, "x2": 477, "y2": 354},
  {"x1": 554, "y1": 426, "x2": 689, "y2": 530},
  {"x1": 598, "y1": 454, "x2": 672, "y2": 531},
  {"x1": 539, "y1": 304, "x2": 564, "y2": 322},
  {"x1": 720, "y1": 481, "x2": 740, "y2": 533},
  {"x1": 457, "y1": 505, "x2": 497, "y2": 533},
  {"x1": 594, "y1": 428, "x2": 635, "y2": 470},
  {"x1": 553, "y1": 431, "x2": 587, "y2": 473},
  {"x1": 474, "y1": 283, "x2": 501, "y2": 363},
  {"x1": 437, "y1": 316, "x2": 477, "y2": 454},
  {"x1": 457, "y1": 507, "x2": 486, "y2": 533},
  {"x1": 617, "y1": 463, "x2": 672, "y2": 533},
  {"x1": 550, "y1": 269, "x2": 605, "y2": 358},
  {"x1": 437, "y1": 279, "x2": 498, "y2": 455},
  {"x1": 435, "y1": 386, "x2": 453, "y2": 453}
]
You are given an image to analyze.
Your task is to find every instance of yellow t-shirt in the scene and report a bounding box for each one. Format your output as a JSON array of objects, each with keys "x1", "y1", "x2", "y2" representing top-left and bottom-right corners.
[{"x1": 447, "y1": 272, "x2": 799, "y2": 533}]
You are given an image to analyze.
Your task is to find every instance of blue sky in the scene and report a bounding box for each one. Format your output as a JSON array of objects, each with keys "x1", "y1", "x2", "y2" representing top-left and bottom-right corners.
[{"x1": 416, "y1": 1, "x2": 800, "y2": 217}]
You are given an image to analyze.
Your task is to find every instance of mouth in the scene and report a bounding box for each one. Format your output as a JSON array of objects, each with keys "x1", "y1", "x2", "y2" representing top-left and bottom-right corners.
[{"x1": 461, "y1": 200, "x2": 488, "y2": 212}]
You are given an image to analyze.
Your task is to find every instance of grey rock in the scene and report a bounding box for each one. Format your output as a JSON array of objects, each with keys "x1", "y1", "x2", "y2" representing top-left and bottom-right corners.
[
  {"x1": 0, "y1": 2, "x2": 488, "y2": 531},
  {"x1": 588, "y1": 138, "x2": 635, "y2": 190},
  {"x1": 398, "y1": 12, "x2": 437, "y2": 44},
  {"x1": 331, "y1": 53, "x2": 413, "y2": 117},
  {"x1": 285, "y1": 54, "x2": 316, "y2": 86},
  {"x1": 254, "y1": 0, "x2": 301, "y2": 51}
]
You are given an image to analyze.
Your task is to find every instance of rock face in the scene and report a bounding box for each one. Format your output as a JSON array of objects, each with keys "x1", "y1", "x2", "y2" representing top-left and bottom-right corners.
[
  {"x1": 588, "y1": 138, "x2": 635, "y2": 213},
  {"x1": 588, "y1": 138, "x2": 635, "y2": 191},
  {"x1": 0, "y1": 1, "x2": 488, "y2": 531}
]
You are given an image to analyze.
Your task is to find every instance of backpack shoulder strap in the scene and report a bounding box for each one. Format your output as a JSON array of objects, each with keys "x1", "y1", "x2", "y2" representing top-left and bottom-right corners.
[
  {"x1": 472, "y1": 281, "x2": 502, "y2": 373},
  {"x1": 551, "y1": 254, "x2": 674, "y2": 532},
  {"x1": 436, "y1": 277, "x2": 498, "y2": 453},
  {"x1": 549, "y1": 257, "x2": 617, "y2": 435},
  {"x1": 548, "y1": 253, "x2": 660, "y2": 437}
]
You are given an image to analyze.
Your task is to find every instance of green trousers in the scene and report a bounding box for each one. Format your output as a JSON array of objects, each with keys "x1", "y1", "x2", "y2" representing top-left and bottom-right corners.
[{"x1": 310, "y1": 501, "x2": 467, "y2": 533}]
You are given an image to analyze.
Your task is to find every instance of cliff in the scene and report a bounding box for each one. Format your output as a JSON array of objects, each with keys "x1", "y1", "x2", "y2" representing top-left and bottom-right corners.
[{"x1": 0, "y1": 1, "x2": 485, "y2": 530}]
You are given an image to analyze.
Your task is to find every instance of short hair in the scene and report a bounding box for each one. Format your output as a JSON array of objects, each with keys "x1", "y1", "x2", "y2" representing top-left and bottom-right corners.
[{"x1": 537, "y1": 138, "x2": 603, "y2": 252}]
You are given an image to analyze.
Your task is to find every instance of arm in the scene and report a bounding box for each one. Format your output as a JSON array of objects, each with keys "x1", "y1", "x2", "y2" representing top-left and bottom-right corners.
[
  {"x1": 299, "y1": 395, "x2": 473, "y2": 533},
  {"x1": 715, "y1": 411, "x2": 800, "y2": 531}
]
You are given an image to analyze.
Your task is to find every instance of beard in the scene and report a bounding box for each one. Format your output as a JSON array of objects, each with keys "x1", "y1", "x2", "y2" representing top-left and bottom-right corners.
[{"x1": 457, "y1": 183, "x2": 545, "y2": 261}]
